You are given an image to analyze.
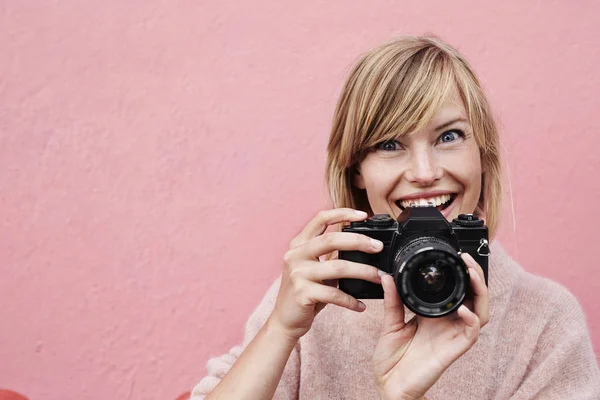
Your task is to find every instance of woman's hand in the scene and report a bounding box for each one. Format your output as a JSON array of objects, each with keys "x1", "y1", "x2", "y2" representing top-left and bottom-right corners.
[
  {"x1": 372, "y1": 253, "x2": 489, "y2": 400},
  {"x1": 268, "y1": 208, "x2": 385, "y2": 341}
]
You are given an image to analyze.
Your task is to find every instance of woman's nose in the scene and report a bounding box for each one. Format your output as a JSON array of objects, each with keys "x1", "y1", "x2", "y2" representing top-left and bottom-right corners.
[{"x1": 405, "y1": 149, "x2": 441, "y2": 186}]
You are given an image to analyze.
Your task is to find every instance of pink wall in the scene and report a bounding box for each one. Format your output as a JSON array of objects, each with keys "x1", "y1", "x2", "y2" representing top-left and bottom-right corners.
[{"x1": 1, "y1": 1, "x2": 599, "y2": 399}]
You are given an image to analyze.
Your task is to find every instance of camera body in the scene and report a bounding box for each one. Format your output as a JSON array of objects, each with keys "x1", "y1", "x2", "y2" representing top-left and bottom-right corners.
[{"x1": 338, "y1": 206, "x2": 489, "y2": 317}]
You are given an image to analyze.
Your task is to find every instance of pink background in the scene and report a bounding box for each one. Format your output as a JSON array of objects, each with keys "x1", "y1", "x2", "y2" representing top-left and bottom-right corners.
[{"x1": 1, "y1": 1, "x2": 599, "y2": 399}]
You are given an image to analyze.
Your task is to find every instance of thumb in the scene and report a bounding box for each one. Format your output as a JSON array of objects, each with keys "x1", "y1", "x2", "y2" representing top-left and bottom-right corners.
[{"x1": 381, "y1": 274, "x2": 405, "y2": 335}]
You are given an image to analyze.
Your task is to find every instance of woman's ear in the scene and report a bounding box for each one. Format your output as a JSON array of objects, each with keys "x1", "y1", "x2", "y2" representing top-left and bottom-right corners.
[{"x1": 353, "y1": 166, "x2": 366, "y2": 189}]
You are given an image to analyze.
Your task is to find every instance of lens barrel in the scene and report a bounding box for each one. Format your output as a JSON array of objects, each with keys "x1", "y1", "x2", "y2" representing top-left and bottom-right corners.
[{"x1": 393, "y1": 237, "x2": 468, "y2": 317}]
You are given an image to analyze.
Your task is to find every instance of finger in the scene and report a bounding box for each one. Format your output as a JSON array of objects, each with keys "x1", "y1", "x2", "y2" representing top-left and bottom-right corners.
[
  {"x1": 290, "y1": 208, "x2": 368, "y2": 248},
  {"x1": 305, "y1": 282, "x2": 367, "y2": 312},
  {"x1": 461, "y1": 253, "x2": 490, "y2": 326},
  {"x1": 297, "y1": 231, "x2": 383, "y2": 260},
  {"x1": 306, "y1": 260, "x2": 382, "y2": 284},
  {"x1": 381, "y1": 274, "x2": 405, "y2": 335},
  {"x1": 457, "y1": 304, "x2": 480, "y2": 342},
  {"x1": 462, "y1": 252, "x2": 485, "y2": 283}
]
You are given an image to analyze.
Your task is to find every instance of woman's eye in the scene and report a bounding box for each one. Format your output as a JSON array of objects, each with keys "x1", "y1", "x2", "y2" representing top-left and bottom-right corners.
[
  {"x1": 438, "y1": 130, "x2": 464, "y2": 144},
  {"x1": 376, "y1": 140, "x2": 402, "y2": 151}
]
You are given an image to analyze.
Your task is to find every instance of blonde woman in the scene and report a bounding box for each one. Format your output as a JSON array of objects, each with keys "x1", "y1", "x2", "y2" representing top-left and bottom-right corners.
[{"x1": 192, "y1": 36, "x2": 600, "y2": 399}]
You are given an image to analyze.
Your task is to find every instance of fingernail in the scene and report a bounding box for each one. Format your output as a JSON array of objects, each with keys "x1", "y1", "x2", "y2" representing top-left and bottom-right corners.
[
  {"x1": 370, "y1": 238, "x2": 383, "y2": 250},
  {"x1": 378, "y1": 270, "x2": 388, "y2": 278},
  {"x1": 354, "y1": 210, "x2": 368, "y2": 217},
  {"x1": 358, "y1": 301, "x2": 366, "y2": 311},
  {"x1": 462, "y1": 252, "x2": 475, "y2": 265}
]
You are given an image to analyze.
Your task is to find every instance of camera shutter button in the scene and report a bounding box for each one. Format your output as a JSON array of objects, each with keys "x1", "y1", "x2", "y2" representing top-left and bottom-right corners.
[
  {"x1": 453, "y1": 214, "x2": 484, "y2": 227},
  {"x1": 366, "y1": 214, "x2": 395, "y2": 228}
]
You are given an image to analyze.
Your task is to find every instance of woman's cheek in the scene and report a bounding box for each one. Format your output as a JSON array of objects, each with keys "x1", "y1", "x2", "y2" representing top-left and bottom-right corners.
[{"x1": 366, "y1": 179, "x2": 396, "y2": 214}]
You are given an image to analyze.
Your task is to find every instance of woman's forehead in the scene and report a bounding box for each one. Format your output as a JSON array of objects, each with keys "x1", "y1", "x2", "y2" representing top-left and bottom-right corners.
[
  {"x1": 425, "y1": 91, "x2": 469, "y2": 130},
  {"x1": 388, "y1": 87, "x2": 470, "y2": 140}
]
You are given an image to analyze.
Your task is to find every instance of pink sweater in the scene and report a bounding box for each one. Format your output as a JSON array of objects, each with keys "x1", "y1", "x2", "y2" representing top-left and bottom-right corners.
[{"x1": 192, "y1": 243, "x2": 600, "y2": 399}]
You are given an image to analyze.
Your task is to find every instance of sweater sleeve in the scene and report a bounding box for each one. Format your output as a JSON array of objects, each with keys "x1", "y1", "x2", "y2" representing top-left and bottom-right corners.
[
  {"x1": 189, "y1": 276, "x2": 301, "y2": 400},
  {"x1": 511, "y1": 280, "x2": 600, "y2": 400}
]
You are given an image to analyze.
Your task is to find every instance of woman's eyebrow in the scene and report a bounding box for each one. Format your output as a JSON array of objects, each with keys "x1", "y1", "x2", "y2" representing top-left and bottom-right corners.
[{"x1": 435, "y1": 117, "x2": 469, "y2": 131}]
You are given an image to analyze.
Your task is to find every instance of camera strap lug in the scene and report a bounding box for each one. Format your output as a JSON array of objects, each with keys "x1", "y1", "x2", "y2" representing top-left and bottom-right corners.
[{"x1": 477, "y1": 238, "x2": 490, "y2": 257}]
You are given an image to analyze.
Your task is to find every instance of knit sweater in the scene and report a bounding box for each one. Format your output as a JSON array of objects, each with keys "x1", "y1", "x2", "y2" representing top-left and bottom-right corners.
[{"x1": 191, "y1": 242, "x2": 600, "y2": 399}]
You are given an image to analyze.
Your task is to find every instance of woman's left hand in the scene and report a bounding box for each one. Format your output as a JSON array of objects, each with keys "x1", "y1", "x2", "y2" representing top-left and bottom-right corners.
[{"x1": 372, "y1": 253, "x2": 489, "y2": 400}]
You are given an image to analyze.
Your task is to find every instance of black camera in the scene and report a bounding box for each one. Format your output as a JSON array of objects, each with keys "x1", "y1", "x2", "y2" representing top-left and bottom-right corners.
[{"x1": 338, "y1": 206, "x2": 489, "y2": 318}]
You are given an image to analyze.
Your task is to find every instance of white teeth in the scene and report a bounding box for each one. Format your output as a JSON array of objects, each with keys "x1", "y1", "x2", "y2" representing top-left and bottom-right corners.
[{"x1": 399, "y1": 194, "x2": 452, "y2": 209}]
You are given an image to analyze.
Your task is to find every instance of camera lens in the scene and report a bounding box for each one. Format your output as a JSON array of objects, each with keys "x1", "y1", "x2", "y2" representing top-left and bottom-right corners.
[
  {"x1": 393, "y1": 237, "x2": 467, "y2": 317},
  {"x1": 410, "y1": 258, "x2": 456, "y2": 304},
  {"x1": 416, "y1": 263, "x2": 448, "y2": 293}
]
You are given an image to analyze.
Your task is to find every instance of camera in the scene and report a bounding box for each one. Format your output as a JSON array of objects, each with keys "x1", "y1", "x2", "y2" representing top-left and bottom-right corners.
[{"x1": 338, "y1": 206, "x2": 489, "y2": 318}]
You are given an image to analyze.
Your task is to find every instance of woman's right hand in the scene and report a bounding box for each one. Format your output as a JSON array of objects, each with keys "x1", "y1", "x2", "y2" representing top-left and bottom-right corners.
[{"x1": 268, "y1": 208, "x2": 385, "y2": 341}]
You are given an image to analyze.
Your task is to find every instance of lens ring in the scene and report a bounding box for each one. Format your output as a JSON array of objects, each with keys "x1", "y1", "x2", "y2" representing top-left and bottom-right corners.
[
  {"x1": 394, "y1": 238, "x2": 468, "y2": 317},
  {"x1": 407, "y1": 251, "x2": 457, "y2": 304}
]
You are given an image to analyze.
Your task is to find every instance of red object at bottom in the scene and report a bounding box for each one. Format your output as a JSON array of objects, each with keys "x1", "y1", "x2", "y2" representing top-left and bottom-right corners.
[
  {"x1": 0, "y1": 389, "x2": 29, "y2": 400},
  {"x1": 175, "y1": 392, "x2": 191, "y2": 400}
]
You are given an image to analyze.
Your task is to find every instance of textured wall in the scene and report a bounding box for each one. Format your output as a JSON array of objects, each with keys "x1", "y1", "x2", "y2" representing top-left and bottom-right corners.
[{"x1": 1, "y1": 1, "x2": 599, "y2": 399}]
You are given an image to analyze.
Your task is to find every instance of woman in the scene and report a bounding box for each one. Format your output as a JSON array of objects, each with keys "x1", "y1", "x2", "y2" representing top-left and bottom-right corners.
[{"x1": 192, "y1": 36, "x2": 600, "y2": 399}]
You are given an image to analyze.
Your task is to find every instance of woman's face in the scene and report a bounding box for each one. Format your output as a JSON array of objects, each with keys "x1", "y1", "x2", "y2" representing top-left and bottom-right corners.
[{"x1": 353, "y1": 87, "x2": 482, "y2": 221}]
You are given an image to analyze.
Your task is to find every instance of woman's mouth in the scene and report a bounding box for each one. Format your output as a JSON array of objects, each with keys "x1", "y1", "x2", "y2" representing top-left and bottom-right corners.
[{"x1": 396, "y1": 193, "x2": 457, "y2": 213}]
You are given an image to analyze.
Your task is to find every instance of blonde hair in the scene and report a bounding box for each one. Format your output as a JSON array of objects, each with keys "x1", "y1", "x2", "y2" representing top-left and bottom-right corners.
[{"x1": 325, "y1": 35, "x2": 503, "y2": 238}]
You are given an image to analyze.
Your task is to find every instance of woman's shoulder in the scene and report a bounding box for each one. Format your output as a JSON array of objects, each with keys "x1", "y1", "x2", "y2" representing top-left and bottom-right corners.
[
  {"x1": 489, "y1": 241, "x2": 588, "y2": 331},
  {"x1": 516, "y1": 269, "x2": 581, "y2": 312},
  {"x1": 483, "y1": 243, "x2": 599, "y2": 398}
]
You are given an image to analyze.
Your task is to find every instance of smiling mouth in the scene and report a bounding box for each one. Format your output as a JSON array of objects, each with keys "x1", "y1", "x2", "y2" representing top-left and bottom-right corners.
[{"x1": 396, "y1": 193, "x2": 457, "y2": 212}]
